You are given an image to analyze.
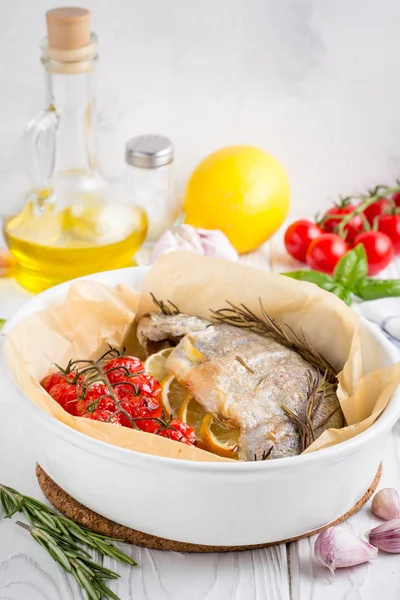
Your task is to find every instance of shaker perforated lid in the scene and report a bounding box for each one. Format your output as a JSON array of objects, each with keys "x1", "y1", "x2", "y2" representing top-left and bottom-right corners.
[
  {"x1": 46, "y1": 7, "x2": 91, "y2": 50},
  {"x1": 125, "y1": 135, "x2": 174, "y2": 169}
]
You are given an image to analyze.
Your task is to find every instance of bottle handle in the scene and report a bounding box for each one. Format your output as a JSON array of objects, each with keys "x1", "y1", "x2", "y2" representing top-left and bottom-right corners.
[{"x1": 24, "y1": 106, "x2": 58, "y2": 203}]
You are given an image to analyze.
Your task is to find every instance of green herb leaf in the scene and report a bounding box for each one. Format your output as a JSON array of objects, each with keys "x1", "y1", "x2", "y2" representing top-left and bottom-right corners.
[
  {"x1": 333, "y1": 244, "x2": 367, "y2": 289},
  {"x1": 355, "y1": 279, "x2": 400, "y2": 301},
  {"x1": 282, "y1": 270, "x2": 335, "y2": 287},
  {"x1": 282, "y1": 270, "x2": 354, "y2": 304},
  {"x1": 282, "y1": 270, "x2": 346, "y2": 297},
  {"x1": 0, "y1": 319, "x2": 6, "y2": 331},
  {"x1": 1, "y1": 485, "x2": 137, "y2": 600},
  {"x1": 332, "y1": 286, "x2": 353, "y2": 306}
]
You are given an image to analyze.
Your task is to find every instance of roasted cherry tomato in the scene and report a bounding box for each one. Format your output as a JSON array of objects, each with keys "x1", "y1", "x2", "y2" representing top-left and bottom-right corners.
[
  {"x1": 321, "y1": 205, "x2": 363, "y2": 244},
  {"x1": 157, "y1": 419, "x2": 197, "y2": 446},
  {"x1": 50, "y1": 382, "x2": 78, "y2": 416},
  {"x1": 134, "y1": 373, "x2": 161, "y2": 399},
  {"x1": 41, "y1": 371, "x2": 77, "y2": 394},
  {"x1": 82, "y1": 408, "x2": 122, "y2": 425},
  {"x1": 113, "y1": 381, "x2": 140, "y2": 398},
  {"x1": 284, "y1": 220, "x2": 322, "y2": 263},
  {"x1": 377, "y1": 214, "x2": 400, "y2": 254},
  {"x1": 353, "y1": 231, "x2": 395, "y2": 275},
  {"x1": 76, "y1": 381, "x2": 116, "y2": 416},
  {"x1": 104, "y1": 356, "x2": 144, "y2": 384},
  {"x1": 113, "y1": 374, "x2": 161, "y2": 400},
  {"x1": 363, "y1": 197, "x2": 391, "y2": 225},
  {"x1": 306, "y1": 234, "x2": 349, "y2": 275},
  {"x1": 118, "y1": 394, "x2": 163, "y2": 433}
]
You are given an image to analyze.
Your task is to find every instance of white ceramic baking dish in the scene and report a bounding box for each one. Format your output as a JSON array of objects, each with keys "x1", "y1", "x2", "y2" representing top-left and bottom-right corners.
[{"x1": 1, "y1": 266, "x2": 400, "y2": 547}]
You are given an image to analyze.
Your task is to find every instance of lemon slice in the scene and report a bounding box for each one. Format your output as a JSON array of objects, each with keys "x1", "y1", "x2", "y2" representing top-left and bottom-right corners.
[
  {"x1": 144, "y1": 348, "x2": 173, "y2": 383},
  {"x1": 200, "y1": 413, "x2": 240, "y2": 459},
  {"x1": 178, "y1": 395, "x2": 207, "y2": 444},
  {"x1": 160, "y1": 374, "x2": 190, "y2": 418}
]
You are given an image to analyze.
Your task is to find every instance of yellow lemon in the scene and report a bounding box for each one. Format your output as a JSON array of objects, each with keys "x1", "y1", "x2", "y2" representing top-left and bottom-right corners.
[
  {"x1": 160, "y1": 374, "x2": 191, "y2": 418},
  {"x1": 144, "y1": 348, "x2": 173, "y2": 383},
  {"x1": 200, "y1": 413, "x2": 240, "y2": 459},
  {"x1": 184, "y1": 145, "x2": 290, "y2": 253},
  {"x1": 178, "y1": 395, "x2": 208, "y2": 444}
]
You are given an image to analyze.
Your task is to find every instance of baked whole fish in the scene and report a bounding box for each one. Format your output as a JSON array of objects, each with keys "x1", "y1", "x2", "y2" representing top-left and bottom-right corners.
[{"x1": 137, "y1": 312, "x2": 343, "y2": 460}]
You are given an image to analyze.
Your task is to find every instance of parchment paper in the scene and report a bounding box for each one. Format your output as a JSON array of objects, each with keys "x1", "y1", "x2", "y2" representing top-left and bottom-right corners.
[{"x1": 5, "y1": 251, "x2": 400, "y2": 460}]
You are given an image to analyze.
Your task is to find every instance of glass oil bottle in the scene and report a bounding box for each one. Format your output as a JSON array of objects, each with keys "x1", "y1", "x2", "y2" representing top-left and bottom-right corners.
[{"x1": 3, "y1": 8, "x2": 147, "y2": 293}]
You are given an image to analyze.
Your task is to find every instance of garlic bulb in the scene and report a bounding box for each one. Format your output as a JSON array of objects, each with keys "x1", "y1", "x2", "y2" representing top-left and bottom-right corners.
[
  {"x1": 314, "y1": 526, "x2": 378, "y2": 579},
  {"x1": 371, "y1": 488, "x2": 400, "y2": 521},
  {"x1": 368, "y1": 518, "x2": 400, "y2": 553},
  {"x1": 151, "y1": 225, "x2": 239, "y2": 264}
]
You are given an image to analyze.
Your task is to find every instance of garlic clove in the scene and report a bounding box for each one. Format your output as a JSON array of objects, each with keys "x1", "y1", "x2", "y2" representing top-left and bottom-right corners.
[
  {"x1": 150, "y1": 225, "x2": 239, "y2": 264},
  {"x1": 177, "y1": 225, "x2": 206, "y2": 254},
  {"x1": 371, "y1": 488, "x2": 400, "y2": 521},
  {"x1": 150, "y1": 229, "x2": 201, "y2": 263},
  {"x1": 368, "y1": 518, "x2": 400, "y2": 553},
  {"x1": 197, "y1": 228, "x2": 239, "y2": 261},
  {"x1": 315, "y1": 526, "x2": 378, "y2": 579}
]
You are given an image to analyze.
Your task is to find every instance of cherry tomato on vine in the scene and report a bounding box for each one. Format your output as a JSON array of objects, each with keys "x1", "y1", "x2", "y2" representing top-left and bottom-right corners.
[
  {"x1": 284, "y1": 220, "x2": 322, "y2": 263},
  {"x1": 353, "y1": 231, "x2": 395, "y2": 275},
  {"x1": 306, "y1": 234, "x2": 349, "y2": 275},
  {"x1": 41, "y1": 371, "x2": 77, "y2": 394},
  {"x1": 321, "y1": 205, "x2": 363, "y2": 244},
  {"x1": 76, "y1": 381, "x2": 117, "y2": 416},
  {"x1": 118, "y1": 394, "x2": 163, "y2": 433},
  {"x1": 82, "y1": 408, "x2": 122, "y2": 425},
  {"x1": 49, "y1": 382, "x2": 78, "y2": 416},
  {"x1": 114, "y1": 374, "x2": 161, "y2": 400},
  {"x1": 157, "y1": 419, "x2": 197, "y2": 446},
  {"x1": 363, "y1": 198, "x2": 392, "y2": 225},
  {"x1": 377, "y1": 215, "x2": 400, "y2": 255},
  {"x1": 392, "y1": 191, "x2": 400, "y2": 208},
  {"x1": 134, "y1": 373, "x2": 161, "y2": 399},
  {"x1": 104, "y1": 356, "x2": 144, "y2": 384}
]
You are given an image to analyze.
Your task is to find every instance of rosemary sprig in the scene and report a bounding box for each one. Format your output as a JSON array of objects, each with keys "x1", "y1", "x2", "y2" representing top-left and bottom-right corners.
[
  {"x1": 150, "y1": 293, "x2": 180, "y2": 316},
  {"x1": 280, "y1": 370, "x2": 338, "y2": 451},
  {"x1": 253, "y1": 446, "x2": 274, "y2": 461},
  {"x1": 234, "y1": 355, "x2": 254, "y2": 374},
  {"x1": 0, "y1": 485, "x2": 136, "y2": 600},
  {"x1": 211, "y1": 300, "x2": 337, "y2": 382}
]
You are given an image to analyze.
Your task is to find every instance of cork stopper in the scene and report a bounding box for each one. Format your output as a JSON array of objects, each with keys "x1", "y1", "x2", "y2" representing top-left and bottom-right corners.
[{"x1": 46, "y1": 7, "x2": 91, "y2": 50}]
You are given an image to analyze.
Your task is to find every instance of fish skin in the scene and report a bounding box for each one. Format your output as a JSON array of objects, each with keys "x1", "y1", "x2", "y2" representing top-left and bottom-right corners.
[
  {"x1": 138, "y1": 313, "x2": 343, "y2": 460},
  {"x1": 137, "y1": 312, "x2": 211, "y2": 353}
]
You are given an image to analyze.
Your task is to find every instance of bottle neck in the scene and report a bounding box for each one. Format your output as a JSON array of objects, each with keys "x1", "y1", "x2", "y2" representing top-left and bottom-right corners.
[{"x1": 46, "y1": 67, "x2": 98, "y2": 173}]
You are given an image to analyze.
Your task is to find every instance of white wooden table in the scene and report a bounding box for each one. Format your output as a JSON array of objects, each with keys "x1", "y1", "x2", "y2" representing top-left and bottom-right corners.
[{"x1": 1, "y1": 243, "x2": 400, "y2": 600}]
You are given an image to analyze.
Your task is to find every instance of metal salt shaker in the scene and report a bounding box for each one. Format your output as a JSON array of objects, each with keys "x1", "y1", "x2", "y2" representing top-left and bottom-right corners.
[{"x1": 125, "y1": 135, "x2": 178, "y2": 242}]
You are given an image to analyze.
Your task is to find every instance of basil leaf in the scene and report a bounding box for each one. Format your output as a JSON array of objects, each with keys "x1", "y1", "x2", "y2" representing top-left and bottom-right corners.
[
  {"x1": 283, "y1": 271, "x2": 353, "y2": 304},
  {"x1": 283, "y1": 270, "x2": 335, "y2": 287},
  {"x1": 355, "y1": 279, "x2": 400, "y2": 301},
  {"x1": 0, "y1": 319, "x2": 5, "y2": 331},
  {"x1": 331, "y1": 286, "x2": 353, "y2": 305},
  {"x1": 333, "y1": 244, "x2": 368, "y2": 289}
]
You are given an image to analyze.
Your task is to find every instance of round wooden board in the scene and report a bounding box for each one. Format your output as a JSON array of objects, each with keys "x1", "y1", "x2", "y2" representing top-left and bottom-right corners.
[{"x1": 36, "y1": 463, "x2": 381, "y2": 553}]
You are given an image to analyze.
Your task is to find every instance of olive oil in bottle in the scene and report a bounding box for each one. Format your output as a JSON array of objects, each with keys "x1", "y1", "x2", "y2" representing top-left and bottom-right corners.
[{"x1": 4, "y1": 8, "x2": 147, "y2": 293}]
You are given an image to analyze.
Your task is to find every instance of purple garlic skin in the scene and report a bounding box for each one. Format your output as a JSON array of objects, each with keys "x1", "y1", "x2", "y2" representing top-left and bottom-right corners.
[
  {"x1": 368, "y1": 518, "x2": 400, "y2": 553},
  {"x1": 315, "y1": 526, "x2": 378, "y2": 578},
  {"x1": 371, "y1": 488, "x2": 400, "y2": 521},
  {"x1": 151, "y1": 224, "x2": 239, "y2": 264}
]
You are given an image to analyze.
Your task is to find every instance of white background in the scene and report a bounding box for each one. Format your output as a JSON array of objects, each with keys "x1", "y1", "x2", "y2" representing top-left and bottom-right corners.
[
  {"x1": 1, "y1": 3, "x2": 400, "y2": 598},
  {"x1": 1, "y1": 0, "x2": 400, "y2": 217}
]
